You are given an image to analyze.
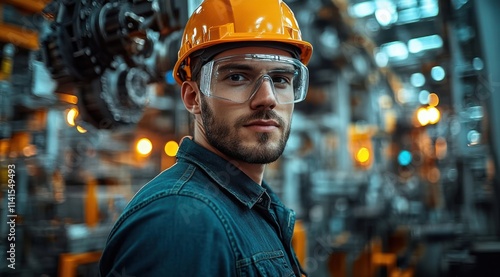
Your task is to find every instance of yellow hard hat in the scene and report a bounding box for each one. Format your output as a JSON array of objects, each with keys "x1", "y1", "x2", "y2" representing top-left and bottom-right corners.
[{"x1": 172, "y1": 0, "x2": 313, "y2": 85}]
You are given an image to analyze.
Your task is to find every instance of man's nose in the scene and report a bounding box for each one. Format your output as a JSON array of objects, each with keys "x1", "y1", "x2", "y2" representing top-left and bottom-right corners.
[{"x1": 249, "y1": 76, "x2": 278, "y2": 110}]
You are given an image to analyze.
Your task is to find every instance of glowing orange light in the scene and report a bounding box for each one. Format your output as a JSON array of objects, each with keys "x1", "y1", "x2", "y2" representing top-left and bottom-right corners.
[
  {"x1": 427, "y1": 106, "x2": 441, "y2": 124},
  {"x1": 417, "y1": 107, "x2": 430, "y2": 126},
  {"x1": 428, "y1": 93, "x2": 439, "y2": 107},
  {"x1": 59, "y1": 93, "x2": 78, "y2": 104},
  {"x1": 356, "y1": 147, "x2": 370, "y2": 164},
  {"x1": 164, "y1": 141, "x2": 179, "y2": 157},
  {"x1": 22, "y1": 145, "x2": 37, "y2": 157},
  {"x1": 136, "y1": 138, "x2": 152, "y2": 156},
  {"x1": 66, "y1": 108, "x2": 78, "y2": 126},
  {"x1": 76, "y1": 125, "x2": 87, "y2": 133}
]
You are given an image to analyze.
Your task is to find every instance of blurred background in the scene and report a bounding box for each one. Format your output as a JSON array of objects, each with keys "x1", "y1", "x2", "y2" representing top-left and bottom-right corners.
[{"x1": 0, "y1": 0, "x2": 498, "y2": 276}]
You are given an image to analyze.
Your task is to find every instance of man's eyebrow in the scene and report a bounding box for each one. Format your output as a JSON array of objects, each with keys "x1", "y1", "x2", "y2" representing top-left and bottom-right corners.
[{"x1": 217, "y1": 63, "x2": 253, "y2": 72}]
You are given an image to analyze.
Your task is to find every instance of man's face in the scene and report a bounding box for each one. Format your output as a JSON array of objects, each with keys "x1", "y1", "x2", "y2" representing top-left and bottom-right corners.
[{"x1": 199, "y1": 47, "x2": 295, "y2": 164}]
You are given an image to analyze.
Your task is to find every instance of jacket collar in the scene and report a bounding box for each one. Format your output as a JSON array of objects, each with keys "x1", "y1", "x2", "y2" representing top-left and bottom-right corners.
[{"x1": 176, "y1": 138, "x2": 271, "y2": 209}]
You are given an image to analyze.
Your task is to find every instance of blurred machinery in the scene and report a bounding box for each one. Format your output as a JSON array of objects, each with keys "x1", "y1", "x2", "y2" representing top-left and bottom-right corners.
[
  {"x1": 277, "y1": 0, "x2": 500, "y2": 276},
  {"x1": 39, "y1": 0, "x2": 187, "y2": 129},
  {"x1": 0, "y1": 0, "x2": 189, "y2": 276},
  {"x1": 0, "y1": 0, "x2": 499, "y2": 277}
]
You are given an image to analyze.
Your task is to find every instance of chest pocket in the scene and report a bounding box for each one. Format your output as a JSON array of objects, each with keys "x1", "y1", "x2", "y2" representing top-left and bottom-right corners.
[{"x1": 236, "y1": 250, "x2": 295, "y2": 277}]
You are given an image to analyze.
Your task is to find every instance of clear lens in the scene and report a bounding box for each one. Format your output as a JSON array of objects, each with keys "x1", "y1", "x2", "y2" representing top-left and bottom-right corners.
[{"x1": 199, "y1": 54, "x2": 309, "y2": 104}]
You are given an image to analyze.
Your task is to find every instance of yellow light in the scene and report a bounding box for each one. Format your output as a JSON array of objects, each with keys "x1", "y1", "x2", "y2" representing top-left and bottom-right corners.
[
  {"x1": 428, "y1": 93, "x2": 439, "y2": 107},
  {"x1": 136, "y1": 138, "x2": 153, "y2": 156},
  {"x1": 164, "y1": 141, "x2": 179, "y2": 157},
  {"x1": 417, "y1": 107, "x2": 430, "y2": 126},
  {"x1": 427, "y1": 106, "x2": 441, "y2": 124},
  {"x1": 76, "y1": 125, "x2": 87, "y2": 133},
  {"x1": 356, "y1": 147, "x2": 370, "y2": 163},
  {"x1": 66, "y1": 108, "x2": 78, "y2": 126}
]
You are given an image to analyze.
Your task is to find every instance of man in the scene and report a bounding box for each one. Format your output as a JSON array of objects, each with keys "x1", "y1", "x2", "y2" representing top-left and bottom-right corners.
[{"x1": 99, "y1": 0, "x2": 313, "y2": 276}]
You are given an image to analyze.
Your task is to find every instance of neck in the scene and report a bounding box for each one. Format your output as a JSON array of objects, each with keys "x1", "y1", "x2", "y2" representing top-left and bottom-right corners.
[{"x1": 192, "y1": 136, "x2": 266, "y2": 185}]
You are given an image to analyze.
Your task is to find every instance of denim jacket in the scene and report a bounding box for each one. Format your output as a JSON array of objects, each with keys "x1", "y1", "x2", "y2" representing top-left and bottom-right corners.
[{"x1": 99, "y1": 138, "x2": 307, "y2": 276}]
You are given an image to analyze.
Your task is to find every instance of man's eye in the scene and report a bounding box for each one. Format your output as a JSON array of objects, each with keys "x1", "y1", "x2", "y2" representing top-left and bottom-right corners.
[
  {"x1": 272, "y1": 74, "x2": 295, "y2": 87},
  {"x1": 272, "y1": 76, "x2": 290, "y2": 84},
  {"x1": 224, "y1": 73, "x2": 247, "y2": 82},
  {"x1": 228, "y1": 74, "x2": 246, "y2": 82}
]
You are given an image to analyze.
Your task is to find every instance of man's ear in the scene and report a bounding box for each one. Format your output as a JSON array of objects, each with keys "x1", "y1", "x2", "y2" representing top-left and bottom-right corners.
[{"x1": 180, "y1": 81, "x2": 201, "y2": 115}]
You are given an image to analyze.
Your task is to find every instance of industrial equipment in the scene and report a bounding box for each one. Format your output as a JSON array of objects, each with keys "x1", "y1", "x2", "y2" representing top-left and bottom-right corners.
[
  {"x1": 0, "y1": 0, "x2": 188, "y2": 276},
  {"x1": 39, "y1": 0, "x2": 186, "y2": 129},
  {"x1": 0, "y1": 0, "x2": 499, "y2": 276}
]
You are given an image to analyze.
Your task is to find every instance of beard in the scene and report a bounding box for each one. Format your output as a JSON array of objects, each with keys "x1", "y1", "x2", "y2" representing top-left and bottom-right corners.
[{"x1": 200, "y1": 98, "x2": 291, "y2": 164}]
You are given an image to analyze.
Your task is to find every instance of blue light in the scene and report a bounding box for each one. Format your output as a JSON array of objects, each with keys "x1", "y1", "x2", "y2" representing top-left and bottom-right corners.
[
  {"x1": 431, "y1": 66, "x2": 446, "y2": 81},
  {"x1": 165, "y1": 70, "x2": 175, "y2": 85},
  {"x1": 349, "y1": 2, "x2": 376, "y2": 18},
  {"x1": 398, "y1": 150, "x2": 412, "y2": 166}
]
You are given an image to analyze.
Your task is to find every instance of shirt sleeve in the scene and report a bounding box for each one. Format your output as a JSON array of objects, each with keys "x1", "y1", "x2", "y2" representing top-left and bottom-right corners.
[{"x1": 99, "y1": 194, "x2": 237, "y2": 277}]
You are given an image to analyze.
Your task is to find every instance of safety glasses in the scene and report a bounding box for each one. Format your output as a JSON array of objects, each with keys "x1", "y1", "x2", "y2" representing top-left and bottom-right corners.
[{"x1": 199, "y1": 54, "x2": 309, "y2": 104}]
